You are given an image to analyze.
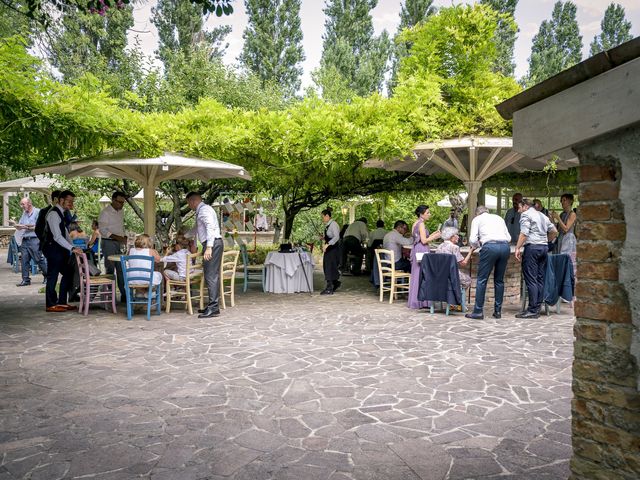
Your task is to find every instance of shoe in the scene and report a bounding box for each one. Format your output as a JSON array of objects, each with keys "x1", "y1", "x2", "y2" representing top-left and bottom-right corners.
[
  {"x1": 333, "y1": 281, "x2": 341, "y2": 292},
  {"x1": 320, "y1": 288, "x2": 334, "y2": 295},
  {"x1": 16, "y1": 281, "x2": 31, "y2": 287},
  {"x1": 492, "y1": 311, "x2": 501, "y2": 319},
  {"x1": 465, "y1": 312, "x2": 484, "y2": 319},
  {"x1": 515, "y1": 311, "x2": 539, "y2": 319},
  {"x1": 58, "y1": 304, "x2": 78, "y2": 311},
  {"x1": 46, "y1": 305, "x2": 66, "y2": 312},
  {"x1": 198, "y1": 308, "x2": 220, "y2": 318},
  {"x1": 197, "y1": 308, "x2": 207, "y2": 314}
]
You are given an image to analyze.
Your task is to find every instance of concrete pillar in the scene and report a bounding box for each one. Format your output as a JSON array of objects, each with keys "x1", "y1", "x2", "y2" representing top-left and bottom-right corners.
[{"x1": 2, "y1": 192, "x2": 10, "y2": 226}]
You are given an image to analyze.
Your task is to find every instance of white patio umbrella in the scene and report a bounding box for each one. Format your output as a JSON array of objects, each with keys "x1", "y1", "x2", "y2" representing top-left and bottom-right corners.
[
  {"x1": 437, "y1": 192, "x2": 498, "y2": 210},
  {"x1": 33, "y1": 151, "x2": 251, "y2": 236},
  {"x1": 365, "y1": 136, "x2": 577, "y2": 219},
  {"x1": 0, "y1": 174, "x2": 60, "y2": 226}
]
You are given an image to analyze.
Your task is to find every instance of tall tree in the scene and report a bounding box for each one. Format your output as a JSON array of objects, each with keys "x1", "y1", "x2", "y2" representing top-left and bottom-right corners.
[
  {"x1": 388, "y1": 0, "x2": 436, "y2": 94},
  {"x1": 152, "y1": 0, "x2": 231, "y2": 69},
  {"x1": 589, "y1": 3, "x2": 633, "y2": 56},
  {"x1": 44, "y1": 6, "x2": 144, "y2": 100},
  {"x1": 315, "y1": 0, "x2": 391, "y2": 100},
  {"x1": 240, "y1": 0, "x2": 305, "y2": 98},
  {"x1": 524, "y1": 1, "x2": 582, "y2": 87},
  {"x1": 480, "y1": 0, "x2": 518, "y2": 77}
]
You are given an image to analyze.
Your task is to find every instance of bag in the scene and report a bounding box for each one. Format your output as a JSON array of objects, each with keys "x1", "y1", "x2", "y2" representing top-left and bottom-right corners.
[{"x1": 34, "y1": 205, "x2": 52, "y2": 247}]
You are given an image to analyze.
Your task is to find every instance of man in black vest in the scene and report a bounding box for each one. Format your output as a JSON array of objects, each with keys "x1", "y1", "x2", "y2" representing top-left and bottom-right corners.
[{"x1": 42, "y1": 190, "x2": 82, "y2": 312}]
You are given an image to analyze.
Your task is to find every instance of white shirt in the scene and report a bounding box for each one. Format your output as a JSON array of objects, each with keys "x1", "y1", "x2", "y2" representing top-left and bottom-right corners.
[
  {"x1": 190, "y1": 202, "x2": 220, "y2": 246},
  {"x1": 254, "y1": 213, "x2": 268, "y2": 230},
  {"x1": 98, "y1": 204, "x2": 125, "y2": 239},
  {"x1": 468, "y1": 212, "x2": 511, "y2": 248},
  {"x1": 161, "y1": 248, "x2": 189, "y2": 279},
  {"x1": 344, "y1": 220, "x2": 369, "y2": 243},
  {"x1": 46, "y1": 205, "x2": 73, "y2": 251},
  {"x1": 368, "y1": 227, "x2": 387, "y2": 247},
  {"x1": 383, "y1": 229, "x2": 413, "y2": 261},
  {"x1": 324, "y1": 219, "x2": 340, "y2": 246},
  {"x1": 520, "y1": 208, "x2": 556, "y2": 245}
]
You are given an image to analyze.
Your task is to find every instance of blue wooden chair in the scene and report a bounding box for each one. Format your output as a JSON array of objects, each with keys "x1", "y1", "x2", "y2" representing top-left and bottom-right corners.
[
  {"x1": 120, "y1": 255, "x2": 161, "y2": 321},
  {"x1": 240, "y1": 244, "x2": 265, "y2": 292}
]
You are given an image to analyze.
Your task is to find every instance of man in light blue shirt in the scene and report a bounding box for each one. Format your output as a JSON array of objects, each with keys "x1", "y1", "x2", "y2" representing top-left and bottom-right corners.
[{"x1": 15, "y1": 197, "x2": 47, "y2": 286}]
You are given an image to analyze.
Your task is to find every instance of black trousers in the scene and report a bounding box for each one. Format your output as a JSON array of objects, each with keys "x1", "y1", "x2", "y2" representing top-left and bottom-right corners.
[
  {"x1": 43, "y1": 244, "x2": 73, "y2": 307},
  {"x1": 522, "y1": 244, "x2": 548, "y2": 313},
  {"x1": 202, "y1": 239, "x2": 224, "y2": 310},
  {"x1": 102, "y1": 239, "x2": 125, "y2": 300},
  {"x1": 341, "y1": 236, "x2": 364, "y2": 274},
  {"x1": 323, "y1": 244, "x2": 341, "y2": 284}
]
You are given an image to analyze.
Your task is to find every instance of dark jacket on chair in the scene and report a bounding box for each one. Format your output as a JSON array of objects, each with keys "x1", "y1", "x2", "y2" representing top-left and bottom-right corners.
[
  {"x1": 544, "y1": 253, "x2": 574, "y2": 305},
  {"x1": 418, "y1": 253, "x2": 462, "y2": 305}
]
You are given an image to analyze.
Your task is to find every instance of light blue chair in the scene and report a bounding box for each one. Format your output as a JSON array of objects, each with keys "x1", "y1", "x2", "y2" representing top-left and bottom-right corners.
[
  {"x1": 240, "y1": 244, "x2": 265, "y2": 292},
  {"x1": 120, "y1": 255, "x2": 161, "y2": 321}
]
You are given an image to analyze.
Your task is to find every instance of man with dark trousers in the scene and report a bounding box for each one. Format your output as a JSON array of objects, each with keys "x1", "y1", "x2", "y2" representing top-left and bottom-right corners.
[
  {"x1": 15, "y1": 197, "x2": 47, "y2": 286},
  {"x1": 42, "y1": 190, "x2": 82, "y2": 312},
  {"x1": 321, "y1": 208, "x2": 341, "y2": 295},
  {"x1": 98, "y1": 192, "x2": 128, "y2": 302},
  {"x1": 515, "y1": 198, "x2": 558, "y2": 319},
  {"x1": 187, "y1": 192, "x2": 224, "y2": 318},
  {"x1": 465, "y1": 206, "x2": 511, "y2": 320}
]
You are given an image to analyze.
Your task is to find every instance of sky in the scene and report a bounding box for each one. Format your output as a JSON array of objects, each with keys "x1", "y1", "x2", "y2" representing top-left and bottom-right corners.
[{"x1": 128, "y1": 0, "x2": 640, "y2": 89}]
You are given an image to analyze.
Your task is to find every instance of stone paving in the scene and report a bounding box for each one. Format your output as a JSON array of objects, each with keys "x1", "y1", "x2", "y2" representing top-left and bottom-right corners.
[{"x1": 0, "y1": 253, "x2": 574, "y2": 479}]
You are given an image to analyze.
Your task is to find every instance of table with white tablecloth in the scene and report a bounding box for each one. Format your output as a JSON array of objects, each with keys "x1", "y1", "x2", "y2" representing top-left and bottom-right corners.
[{"x1": 264, "y1": 251, "x2": 314, "y2": 293}]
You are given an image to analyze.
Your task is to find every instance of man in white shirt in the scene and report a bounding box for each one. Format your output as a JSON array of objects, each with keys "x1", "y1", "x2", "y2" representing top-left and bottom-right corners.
[
  {"x1": 515, "y1": 198, "x2": 558, "y2": 319},
  {"x1": 42, "y1": 190, "x2": 83, "y2": 312},
  {"x1": 187, "y1": 192, "x2": 223, "y2": 317},
  {"x1": 98, "y1": 192, "x2": 128, "y2": 302},
  {"x1": 465, "y1": 205, "x2": 511, "y2": 320},
  {"x1": 15, "y1": 197, "x2": 47, "y2": 286},
  {"x1": 382, "y1": 220, "x2": 412, "y2": 272},
  {"x1": 341, "y1": 217, "x2": 368, "y2": 275}
]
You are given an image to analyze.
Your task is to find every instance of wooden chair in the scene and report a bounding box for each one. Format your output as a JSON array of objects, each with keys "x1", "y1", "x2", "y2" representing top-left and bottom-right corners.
[
  {"x1": 240, "y1": 244, "x2": 265, "y2": 292},
  {"x1": 74, "y1": 251, "x2": 117, "y2": 315},
  {"x1": 374, "y1": 248, "x2": 411, "y2": 304},
  {"x1": 165, "y1": 252, "x2": 205, "y2": 315},
  {"x1": 120, "y1": 255, "x2": 162, "y2": 321},
  {"x1": 220, "y1": 249, "x2": 240, "y2": 309}
]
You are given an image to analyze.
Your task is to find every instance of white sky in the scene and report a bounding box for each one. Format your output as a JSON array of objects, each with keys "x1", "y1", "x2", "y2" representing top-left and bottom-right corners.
[{"x1": 129, "y1": 0, "x2": 640, "y2": 88}]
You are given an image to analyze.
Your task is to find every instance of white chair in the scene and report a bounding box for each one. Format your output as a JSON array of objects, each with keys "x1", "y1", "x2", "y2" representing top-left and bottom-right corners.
[{"x1": 374, "y1": 248, "x2": 411, "y2": 304}]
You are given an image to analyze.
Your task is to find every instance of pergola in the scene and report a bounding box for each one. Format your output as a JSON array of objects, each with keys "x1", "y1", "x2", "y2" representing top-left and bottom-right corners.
[
  {"x1": 33, "y1": 151, "x2": 251, "y2": 236},
  {"x1": 364, "y1": 136, "x2": 578, "y2": 218},
  {"x1": 0, "y1": 175, "x2": 59, "y2": 227}
]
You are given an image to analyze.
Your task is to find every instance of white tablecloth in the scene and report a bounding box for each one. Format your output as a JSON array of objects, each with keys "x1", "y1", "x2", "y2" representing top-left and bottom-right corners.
[{"x1": 264, "y1": 251, "x2": 314, "y2": 293}]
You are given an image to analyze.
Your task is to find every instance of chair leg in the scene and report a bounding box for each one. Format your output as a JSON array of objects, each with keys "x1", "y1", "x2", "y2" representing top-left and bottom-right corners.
[
  {"x1": 461, "y1": 287, "x2": 466, "y2": 313},
  {"x1": 445, "y1": 303, "x2": 450, "y2": 316},
  {"x1": 389, "y1": 279, "x2": 395, "y2": 305},
  {"x1": 186, "y1": 281, "x2": 192, "y2": 315},
  {"x1": 156, "y1": 284, "x2": 161, "y2": 316},
  {"x1": 430, "y1": 304, "x2": 435, "y2": 314},
  {"x1": 379, "y1": 278, "x2": 384, "y2": 302},
  {"x1": 126, "y1": 289, "x2": 132, "y2": 320},
  {"x1": 166, "y1": 281, "x2": 172, "y2": 313},
  {"x1": 221, "y1": 277, "x2": 226, "y2": 310},
  {"x1": 230, "y1": 277, "x2": 235, "y2": 307},
  {"x1": 199, "y1": 277, "x2": 204, "y2": 311},
  {"x1": 111, "y1": 281, "x2": 117, "y2": 314},
  {"x1": 243, "y1": 269, "x2": 248, "y2": 293}
]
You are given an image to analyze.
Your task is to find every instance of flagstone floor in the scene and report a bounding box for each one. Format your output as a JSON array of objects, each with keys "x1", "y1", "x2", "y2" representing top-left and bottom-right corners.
[{"x1": 0, "y1": 252, "x2": 574, "y2": 479}]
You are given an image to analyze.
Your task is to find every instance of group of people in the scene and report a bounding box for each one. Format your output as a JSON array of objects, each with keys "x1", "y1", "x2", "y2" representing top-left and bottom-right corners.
[
  {"x1": 320, "y1": 191, "x2": 575, "y2": 318},
  {"x1": 12, "y1": 189, "x2": 225, "y2": 318}
]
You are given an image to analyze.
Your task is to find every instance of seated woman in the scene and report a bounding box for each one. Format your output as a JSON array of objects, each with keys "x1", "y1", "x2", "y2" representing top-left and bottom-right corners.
[
  {"x1": 127, "y1": 234, "x2": 163, "y2": 287},
  {"x1": 69, "y1": 222, "x2": 89, "y2": 250},
  {"x1": 435, "y1": 226, "x2": 473, "y2": 289}
]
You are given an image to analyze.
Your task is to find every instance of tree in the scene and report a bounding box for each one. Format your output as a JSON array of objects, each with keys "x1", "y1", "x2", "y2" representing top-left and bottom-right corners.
[
  {"x1": 480, "y1": 0, "x2": 518, "y2": 77},
  {"x1": 388, "y1": 0, "x2": 436, "y2": 94},
  {"x1": 240, "y1": 0, "x2": 304, "y2": 98},
  {"x1": 315, "y1": 0, "x2": 391, "y2": 100},
  {"x1": 524, "y1": 1, "x2": 582, "y2": 87},
  {"x1": 590, "y1": 2, "x2": 633, "y2": 56},
  {"x1": 152, "y1": 0, "x2": 231, "y2": 69}
]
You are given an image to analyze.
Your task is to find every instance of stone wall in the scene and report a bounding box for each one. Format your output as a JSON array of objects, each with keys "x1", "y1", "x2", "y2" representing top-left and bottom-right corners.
[{"x1": 570, "y1": 126, "x2": 640, "y2": 480}]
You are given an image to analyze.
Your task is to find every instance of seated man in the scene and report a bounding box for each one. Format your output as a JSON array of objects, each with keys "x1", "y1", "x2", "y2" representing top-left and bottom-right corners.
[{"x1": 382, "y1": 220, "x2": 412, "y2": 272}]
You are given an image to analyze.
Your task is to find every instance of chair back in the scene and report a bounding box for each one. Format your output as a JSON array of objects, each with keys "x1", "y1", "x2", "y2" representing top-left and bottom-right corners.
[
  {"x1": 185, "y1": 252, "x2": 204, "y2": 280},
  {"x1": 120, "y1": 255, "x2": 155, "y2": 286},
  {"x1": 375, "y1": 248, "x2": 396, "y2": 278},
  {"x1": 221, "y1": 250, "x2": 240, "y2": 281},
  {"x1": 74, "y1": 250, "x2": 91, "y2": 288}
]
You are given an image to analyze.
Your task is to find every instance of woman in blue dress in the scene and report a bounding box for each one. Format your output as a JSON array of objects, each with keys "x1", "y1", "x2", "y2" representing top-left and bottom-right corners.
[{"x1": 408, "y1": 205, "x2": 441, "y2": 309}]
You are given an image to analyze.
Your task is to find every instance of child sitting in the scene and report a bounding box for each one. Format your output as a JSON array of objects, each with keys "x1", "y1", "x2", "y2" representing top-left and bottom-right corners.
[
  {"x1": 161, "y1": 237, "x2": 191, "y2": 282},
  {"x1": 127, "y1": 234, "x2": 163, "y2": 286}
]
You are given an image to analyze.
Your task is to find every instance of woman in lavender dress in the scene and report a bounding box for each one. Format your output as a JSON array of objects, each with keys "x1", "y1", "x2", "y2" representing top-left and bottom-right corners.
[{"x1": 407, "y1": 205, "x2": 441, "y2": 309}]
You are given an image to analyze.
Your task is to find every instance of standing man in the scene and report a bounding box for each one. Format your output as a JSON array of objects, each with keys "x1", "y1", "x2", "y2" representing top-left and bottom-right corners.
[
  {"x1": 98, "y1": 192, "x2": 128, "y2": 302},
  {"x1": 465, "y1": 206, "x2": 511, "y2": 320},
  {"x1": 504, "y1": 192, "x2": 523, "y2": 244},
  {"x1": 15, "y1": 197, "x2": 48, "y2": 286},
  {"x1": 42, "y1": 190, "x2": 82, "y2": 312},
  {"x1": 442, "y1": 208, "x2": 459, "y2": 230},
  {"x1": 515, "y1": 198, "x2": 558, "y2": 319},
  {"x1": 321, "y1": 208, "x2": 341, "y2": 295},
  {"x1": 341, "y1": 217, "x2": 368, "y2": 275},
  {"x1": 186, "y1": 192, "x2": 224, "y2": 318}
]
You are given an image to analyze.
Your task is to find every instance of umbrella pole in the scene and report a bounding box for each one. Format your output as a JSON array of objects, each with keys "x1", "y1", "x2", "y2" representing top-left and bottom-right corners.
[{"x1": 143, "y1": 185, "x2": 156, "y2": 237}]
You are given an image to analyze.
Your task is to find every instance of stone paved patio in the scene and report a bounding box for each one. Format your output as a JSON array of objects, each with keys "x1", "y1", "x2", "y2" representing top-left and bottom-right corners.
[{"x1": 0, "y1": 253, "x2": 574, "y2": 479}]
